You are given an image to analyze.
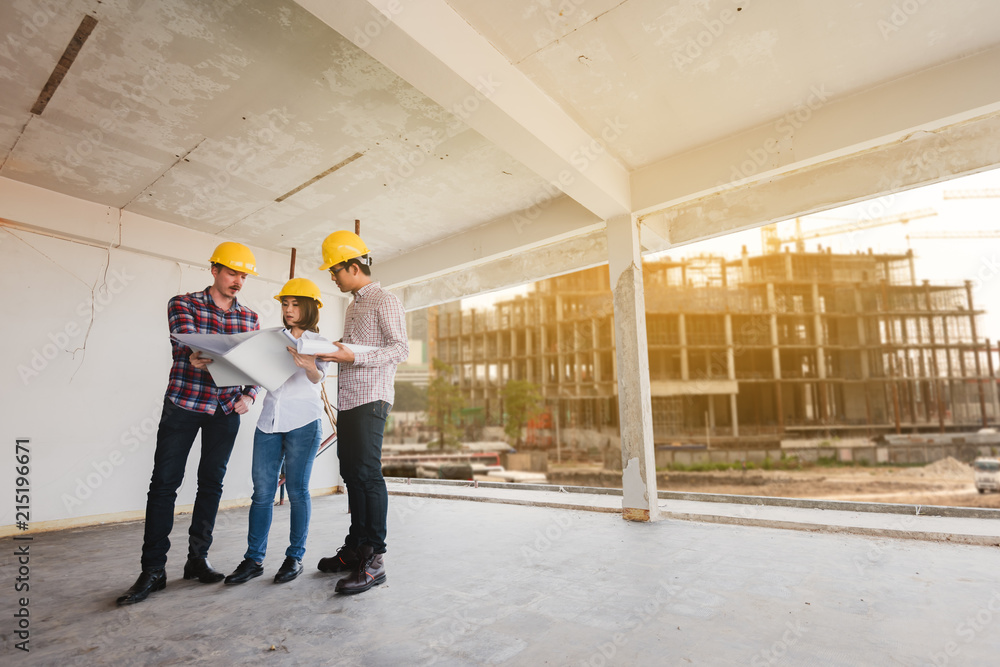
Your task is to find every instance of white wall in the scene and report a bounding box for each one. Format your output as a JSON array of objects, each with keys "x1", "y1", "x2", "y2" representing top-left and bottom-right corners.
[{"x1": 0, "y1": 192, "x2": 346, "y2": 531}]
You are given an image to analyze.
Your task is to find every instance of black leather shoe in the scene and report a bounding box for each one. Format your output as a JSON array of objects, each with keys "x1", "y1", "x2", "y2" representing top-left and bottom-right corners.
[
  {"x1": 335, "y1": 546, "x2": 385, "y2": 595},
  {"x1": 224, "y1": 558, "x2": 263, "y2": 585},
  {"x1": 183, "y1": 557, "x2": 225, "y2": 584},
  {"x1": 317, "y1": 544, "x2": 359, "y2": 573},
  {"x1": 273, "y1": 557, "x2": 303, "y2": 583},
  {"x1": 116, "y1": 569, "x2": 166, "y2": 606}
]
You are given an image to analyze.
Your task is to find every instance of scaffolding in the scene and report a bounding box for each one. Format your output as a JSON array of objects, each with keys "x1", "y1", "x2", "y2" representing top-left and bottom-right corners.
[{"x1": 429, "y1": 247, "x2": 999, "y2": 444}]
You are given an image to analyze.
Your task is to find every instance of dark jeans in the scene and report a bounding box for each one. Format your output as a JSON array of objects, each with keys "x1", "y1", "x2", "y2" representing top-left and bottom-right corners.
[
  {"x1": 338, "y1": 400, "x2": 390, "y2": 554},
  {"x1": 140, "y1": 398, "x2": 240, "y2": 570}
]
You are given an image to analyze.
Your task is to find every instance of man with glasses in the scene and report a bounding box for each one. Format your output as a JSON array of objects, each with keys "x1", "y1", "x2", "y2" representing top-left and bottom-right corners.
[{"x1": 315, "y1": 230, "x2": 408, "y2": 594}]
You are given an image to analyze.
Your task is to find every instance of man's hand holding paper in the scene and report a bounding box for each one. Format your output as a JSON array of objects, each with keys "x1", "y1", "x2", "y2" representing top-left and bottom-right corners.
[{"x1": 317, "y1": 341, "x2": 355, "y2": 364}]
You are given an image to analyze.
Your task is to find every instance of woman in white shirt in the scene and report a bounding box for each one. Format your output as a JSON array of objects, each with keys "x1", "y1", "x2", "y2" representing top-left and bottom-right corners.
[{"x1": 225, "y1": 278, "x2": 329, "y2": 585}]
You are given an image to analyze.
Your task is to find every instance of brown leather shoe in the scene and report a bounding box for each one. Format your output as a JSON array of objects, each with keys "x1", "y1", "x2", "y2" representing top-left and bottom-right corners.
[
  {"x1": 335, "y1": 546, "x2": 385, "y2": 594},
  {"x1": 317, "y1": 544, "x2": 359, "y2": 573}
]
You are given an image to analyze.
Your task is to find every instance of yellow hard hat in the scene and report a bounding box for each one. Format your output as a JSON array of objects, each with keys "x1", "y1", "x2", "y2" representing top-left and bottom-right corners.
[
  {"x1": 274, "y1": 278, "x2": 323, "y2": 308},
  {"x1": 210, "y1": 242, "x2": 258, "y2": 275},
  {"x1": 318, "y1": 230, "x2": 371, "y2": 271}
]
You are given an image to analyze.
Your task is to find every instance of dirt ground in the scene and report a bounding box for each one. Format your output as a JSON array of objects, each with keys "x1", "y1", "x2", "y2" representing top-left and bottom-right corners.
[{"x1": 546, "y1": 457, "x2": 1000, "y2": 509}]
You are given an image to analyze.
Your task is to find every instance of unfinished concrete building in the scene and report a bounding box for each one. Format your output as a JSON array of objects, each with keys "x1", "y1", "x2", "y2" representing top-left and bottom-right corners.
[{"x1": 432, "y1": 247, "x2": 998, "y2": 444}]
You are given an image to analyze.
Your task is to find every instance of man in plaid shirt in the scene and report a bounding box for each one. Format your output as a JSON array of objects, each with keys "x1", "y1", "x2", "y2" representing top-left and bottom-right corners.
[
  {"x1": 117, "y1": 242, "x2": 260, "y2": 605},
  {"x1": 315, "y1": 230, "x2": 408, "y2": 595}
]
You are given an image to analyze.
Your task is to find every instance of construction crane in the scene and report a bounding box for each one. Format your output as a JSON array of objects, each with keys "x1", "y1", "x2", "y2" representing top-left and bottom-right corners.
[
  {"x1": 761, "y1": 208, "x2": 938, "y2": 254},
  {"x1": 942, "y1": 188, "x2": 1000, "y2": 199}
]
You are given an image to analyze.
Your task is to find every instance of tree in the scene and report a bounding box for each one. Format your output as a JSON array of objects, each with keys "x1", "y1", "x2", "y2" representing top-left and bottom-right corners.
[
  {"x1": 501, "y1": 380, "x2": 543, "y2": 449},
  {"x1": 393, "y1": 381, "x2": 427, "y2": 412},
  {"x1": 426, "y1": 358, "x2": 465, "y2": 449}
]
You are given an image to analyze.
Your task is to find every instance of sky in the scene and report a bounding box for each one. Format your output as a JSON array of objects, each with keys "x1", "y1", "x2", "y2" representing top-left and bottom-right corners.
[{"x1": 462, "y1": 167, "x2": 1000, "y2": 339}]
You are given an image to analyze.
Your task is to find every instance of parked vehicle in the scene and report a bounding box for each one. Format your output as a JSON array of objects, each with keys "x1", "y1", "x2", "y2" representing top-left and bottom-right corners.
[{"x1": 973, "y1": 458, "x2": 1000, "y2": 493}]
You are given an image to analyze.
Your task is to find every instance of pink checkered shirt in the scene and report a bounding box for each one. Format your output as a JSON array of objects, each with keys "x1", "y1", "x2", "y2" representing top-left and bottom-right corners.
[{"x1": 338, "y1": 281, "x2": 408, "y2": 411}]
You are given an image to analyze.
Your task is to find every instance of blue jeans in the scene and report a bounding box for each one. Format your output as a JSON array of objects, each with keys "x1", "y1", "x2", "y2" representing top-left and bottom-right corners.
[
  {"x1": 141, "y1": 398, "x2": 241, "y2": 570},
  {"x1": 338, "y1": 400, "x2": 390, "y2": 553},
  {"x1": 245, "y1": 420, "x2": 322, "y2": 562}
]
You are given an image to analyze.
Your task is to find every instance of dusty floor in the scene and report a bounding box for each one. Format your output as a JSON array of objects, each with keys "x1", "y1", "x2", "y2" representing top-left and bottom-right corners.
[{"x1": 2, "y1": 490, "x2": 999, "y2": 666}]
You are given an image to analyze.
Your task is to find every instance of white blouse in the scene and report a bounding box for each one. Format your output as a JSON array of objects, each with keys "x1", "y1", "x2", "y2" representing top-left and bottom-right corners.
[{"x1": 256, "y1": 329, "x2": 330, "y2": 434}]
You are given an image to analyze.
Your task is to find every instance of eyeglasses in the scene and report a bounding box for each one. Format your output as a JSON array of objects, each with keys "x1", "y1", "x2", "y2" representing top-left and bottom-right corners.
[{"x1": 329, "y1": 266, "x2": 346, "y2": 277}]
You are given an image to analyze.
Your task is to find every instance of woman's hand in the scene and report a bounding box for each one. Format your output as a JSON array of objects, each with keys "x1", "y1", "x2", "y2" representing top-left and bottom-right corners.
[
  {"x1": 287, "y1": 346, "x2": 318, "y2": 371},
  {"x1": 288, "y1": 347, "x2": 323, "y2": 383}
]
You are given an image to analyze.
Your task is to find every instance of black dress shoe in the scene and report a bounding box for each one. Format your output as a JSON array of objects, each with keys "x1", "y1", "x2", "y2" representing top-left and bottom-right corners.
[
  {"x1": 273, "y1": 557, "x2": 303, "y2": 584},
  {"x1": 317, "y1": 544, "x2": 359, "y2": 573},
  {"x1": 224, "y1": 558, "x2": 264, "y2": 585},
  {"x1": 116, "y1": 569, "x2": 166, "y2": 606},
  {"x1": 183, "y1": 557, "x2": 225, "y2": 583}
]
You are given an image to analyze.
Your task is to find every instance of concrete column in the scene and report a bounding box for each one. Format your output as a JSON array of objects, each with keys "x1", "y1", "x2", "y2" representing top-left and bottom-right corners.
[
  {"x1": 525, "y1": 319, "x2": 534, "y2": 382},
  {"x1": 966, "y1": 281, "x2": 988, "y2": 427},
  {"x1": 812, "y1": 283, "x2": 828, "y2": 422},
  {"x1": 724, "y1": 313, "x2": 739, "y2": 437},
  {"x1": 592, "y1": 319, "x2": 601, "y2": 386},
  {"x1": 555, "y1": 296, "x2": 564, "y2": 386},
  {"x1": 540, "y1": 323, "x2": 548, "y2": 385},
  {"x1": 855, "y1": 286, "x2": 873, "y2": 428},
  {"x1": 605, "y1": 215, "x2": 658, "y2": 522},
  {"x1": 855, "y1": 287, "x2": 870, "y2": 379},
  {"x1": 923, "y1": 281, "x2": 946, "y2": 432},
  {"x1": 767, "y1": 282, "x2": 783, "y2": 430},
  {"x1": 678, "y1": 312, "x2": 690, "y2": 380},
  {"x1": 942, "y1": 312, "x2": 955, "y2": 423}
]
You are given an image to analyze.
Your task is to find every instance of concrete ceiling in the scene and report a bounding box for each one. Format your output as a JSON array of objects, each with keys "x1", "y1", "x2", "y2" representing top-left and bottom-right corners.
[{"x1": 2, "y1": 0, "x2": 1000, "y2": 303}]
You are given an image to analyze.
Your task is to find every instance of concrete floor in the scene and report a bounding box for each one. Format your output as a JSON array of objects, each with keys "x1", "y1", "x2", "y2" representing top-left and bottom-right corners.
[{"x1": 3, "y1": 489, "x2": 1000, "y2": 666}]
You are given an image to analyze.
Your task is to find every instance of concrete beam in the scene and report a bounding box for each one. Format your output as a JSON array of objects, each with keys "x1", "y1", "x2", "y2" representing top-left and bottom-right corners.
[
  {"x1": 0, "y1": 176, "x2": 295, "y2": 286},
  {"x1": 293, "y1": 0, "x2": 631, "y2": 221},
  {"x1": 605, "y1": 215, "x2": 658, "y2": 522},
  {"x1": 632, "y1": 44, "x2": 1000, "y2": 219},
  {"x1": 377, "y1": 195, "x2": 601, "y2": 289},
  {"x1": 640, "y1": 108, "x2": 1000, "y2": 248},
  {"x1": 390, "y1": 228, "x2": 608, "y2": 311}
]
